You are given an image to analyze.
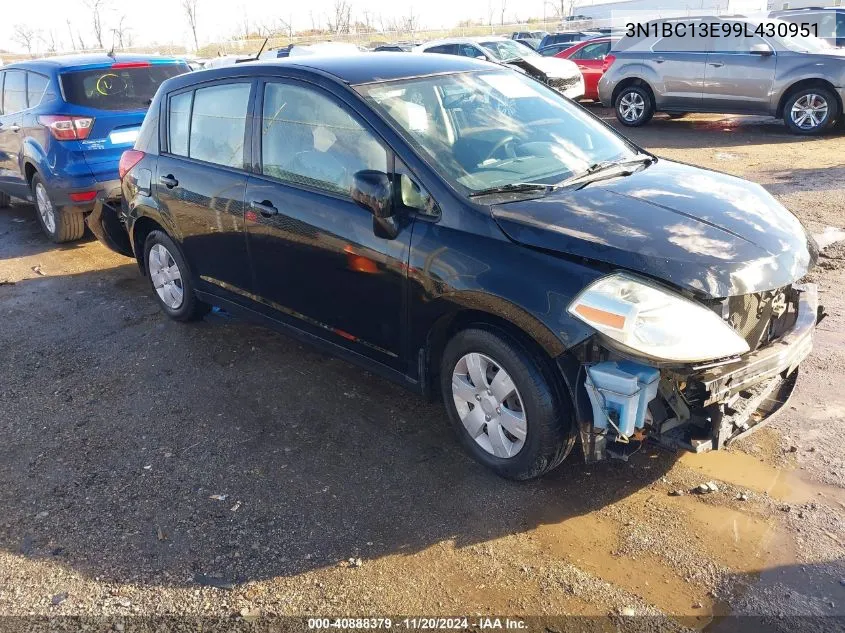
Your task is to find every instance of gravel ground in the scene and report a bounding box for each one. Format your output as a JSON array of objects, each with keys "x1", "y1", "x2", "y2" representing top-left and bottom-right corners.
[{"x1": 1, "y1": 109, "x2": 844, "y2": 630}]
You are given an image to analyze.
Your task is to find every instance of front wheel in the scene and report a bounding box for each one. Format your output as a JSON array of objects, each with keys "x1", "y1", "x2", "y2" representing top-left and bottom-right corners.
[
  {"x1": 784, "y1": 88, "x2": 839, "y2": 135},
  {"x1": 143, "y1": 230, "x2": 210, "y2": 322},
  {"x1": 614, "y1": 85, "x2": 654, "y2": 127},
  {"x1": 440, "y1": 328, "x2": 575, "y2": 480}
]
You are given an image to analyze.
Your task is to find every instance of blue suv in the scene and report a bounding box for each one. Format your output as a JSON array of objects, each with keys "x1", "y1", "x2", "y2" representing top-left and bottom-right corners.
[{"x1": 0, "y1": 54, "x2": 188, "y2": 242}]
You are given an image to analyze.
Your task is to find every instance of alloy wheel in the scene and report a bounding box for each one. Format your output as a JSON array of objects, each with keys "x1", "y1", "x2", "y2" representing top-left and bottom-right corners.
[
  {"x1": 619, "y1": 91, "x2": 645, "y2": 123},
  {"x1": 790, "y1": 94, "x2": 828, "y2": 131},
  {"x1": 451, "y1": 352, "x2": 527, "y2": 459},
  {"x1": 35, "y1": 183, "x2": 56, "y2": 234},
  {"x1": 148, "y1": 243, "x2": 184, "y2": 310}
]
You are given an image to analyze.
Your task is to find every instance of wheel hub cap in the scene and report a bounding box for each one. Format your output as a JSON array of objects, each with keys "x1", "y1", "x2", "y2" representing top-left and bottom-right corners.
[
  {"x1": 451, "y1": 352, "x2": 527, "y2": 459},
  {"x1": 619, "y1": 92, "x2": 645, "y2": 122},
  {"x1": 791, "y1": 94, "x2": 828, "y2": 130},
  {"x1": 148, "y1": 243, "x2": 184, "y2": 310},
  {"x1": 35, "y1": 184, "x2": 56, "y2": 234}
]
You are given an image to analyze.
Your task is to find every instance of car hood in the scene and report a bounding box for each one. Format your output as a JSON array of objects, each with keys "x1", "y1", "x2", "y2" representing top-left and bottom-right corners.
[
  {"x1": 513, "y1": 55, "x2": 580, "y2": 78},
  {"x1": 491, "y1": 160, "x2": 818, "y2": 299}
]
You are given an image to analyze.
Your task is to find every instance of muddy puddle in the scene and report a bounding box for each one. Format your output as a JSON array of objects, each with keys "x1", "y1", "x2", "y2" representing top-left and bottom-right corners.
[
  {"x1": 679, "y1": 448, "x2": 845, "y2": 506},
  {"x1": 523, "y1": 444, "x2": 845, "y2": 628}
]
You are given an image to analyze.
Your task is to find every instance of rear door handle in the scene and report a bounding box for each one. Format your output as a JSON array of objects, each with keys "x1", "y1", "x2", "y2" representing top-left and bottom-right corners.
[
  {"x1": 6, "y1": 124, "x2": 21, "y2": 132},
  {"x1": 709, "y1": 62, "x2": 724, "y2": 68},
  {"x1": 251, "y1": 199, "x2": 278, "y2": 217},
  {"x1": 655, "y1": 57, "x2": 665, "y2": 64},
  {"x1": 159, "y1": 174, "x2": 179, "y2": 189}
]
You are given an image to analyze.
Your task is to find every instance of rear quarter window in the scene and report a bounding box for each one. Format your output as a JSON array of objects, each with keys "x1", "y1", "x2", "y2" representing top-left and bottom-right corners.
[{"x1": 59, "y1": 63, "x2": 187, "y2": 111}]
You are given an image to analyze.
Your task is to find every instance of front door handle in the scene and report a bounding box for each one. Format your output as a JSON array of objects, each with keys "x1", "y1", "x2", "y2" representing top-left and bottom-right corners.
[
  {"x1": 709, "y1": 62, "x2": 724, "y2": 68},
  {"x1": 251, "y1": 199, "x2": 278, "y2": 217},
  {"x1": 160, "y1": 174, "x2": 179, "y2": 189},
  {"x1": 4, "y1": 124, "x2": 21, "y2": 132}
]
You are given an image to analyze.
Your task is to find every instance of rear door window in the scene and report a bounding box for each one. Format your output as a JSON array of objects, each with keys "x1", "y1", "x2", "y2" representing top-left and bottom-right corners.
[
  {"x1": 59, "y1": 63, "x2": 187, "y2": 111},
  {"x1": 27, "y1": 72, "x2": 50, "y2": 107},
  {"x1": 188, "y1": 83, "x2": 251, "y2": 168},
  {"x1": 2, "y1": 70, "x2": 27, "y2": 114},
  {"x1": 426, "y1": 44, "x2": 458, "y2": 55},
  {"x1": 573, "y1": 41, "x2": 611, "y2": 60}
]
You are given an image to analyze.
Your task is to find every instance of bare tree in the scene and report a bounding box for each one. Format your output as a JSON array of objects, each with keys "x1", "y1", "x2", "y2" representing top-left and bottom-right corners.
[
  {"x1": 84, "y1": 0, "x2": 109, "y2": 49},
  {"x1": 113, "y1": 14, "x2": 131, "y2": 49},
  {"x1": 40, "y1": 29, "x2": 59, "y2": 54},
  {"x1": 400, "y1": 8, "x2": 418, "y2": 36},
  {"x1": 12, "y1": 24, "x2": 38, "y2": 56},
  {"x1": 66, "y1": 19, "x2": 78, "y2": 51},
  {"x1": 182, "y1": 0, "x2": 200, "y2": 51},
  {"x1": 500, "y1": 0, "x2": 507, "y2": 25},
  {"x1": 327, "y1": 0, "x2": 352, "y2": 34}
]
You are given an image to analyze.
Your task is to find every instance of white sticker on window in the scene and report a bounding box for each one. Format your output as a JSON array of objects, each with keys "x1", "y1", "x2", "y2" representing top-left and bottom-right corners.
[
  {"x1": 478, "y1": 73, "x2": 536, "y2": 99},
  {"x1": 405, "y1": 102, "x2": 429, "y2": 132}
]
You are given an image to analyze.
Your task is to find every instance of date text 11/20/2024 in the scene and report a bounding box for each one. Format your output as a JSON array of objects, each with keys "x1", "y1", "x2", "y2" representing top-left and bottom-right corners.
[
  {"x1": 625, "y1": 21, "x2": 819, "y2": 39},
  {"x1": 308, "y1": 617, "x2": 527, "y2": 629}
]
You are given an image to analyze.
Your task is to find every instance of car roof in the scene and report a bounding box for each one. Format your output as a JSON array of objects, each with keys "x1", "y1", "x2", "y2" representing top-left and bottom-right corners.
[
  {"x1": 170, "y1": 52, "x2": 495, "y2": 87},
  {"x1": 3, "y1": 53, "x2": 186, "y2": 72},
  {"x1": 420, "y1": 36, "x2": 509, "y2": 47}
]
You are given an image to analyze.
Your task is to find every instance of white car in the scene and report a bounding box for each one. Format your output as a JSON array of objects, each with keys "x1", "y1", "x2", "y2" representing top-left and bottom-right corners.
[{"x1": 414, "y1": 37, "x2": 585, "y2": 100}]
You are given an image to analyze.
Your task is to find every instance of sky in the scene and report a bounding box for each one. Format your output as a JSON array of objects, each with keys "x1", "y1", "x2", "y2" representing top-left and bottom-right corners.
[{"x1": 0, "y1": 0, "x2": 578, "y2": 54}]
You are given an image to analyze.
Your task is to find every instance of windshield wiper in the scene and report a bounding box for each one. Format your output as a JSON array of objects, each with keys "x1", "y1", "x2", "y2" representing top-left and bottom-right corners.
[
  {"x1": 560, "y1": 155, "x2": 654, "y2": 187},
  {"x1": 469, "y1": 182, "x2": 556, "y2": 198}
]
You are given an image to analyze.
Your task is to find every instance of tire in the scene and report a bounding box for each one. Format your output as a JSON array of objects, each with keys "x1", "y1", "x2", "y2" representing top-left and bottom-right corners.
[
  {"x1": 614, "y1": 85, "x2": 654, "y2": 127},
  {"x1": 440, "y1": 327, "x2": 575, "y2": 480},
  {"x1": 666, "y1": 112, "x2": 688, "y2": 119},
  {"x1": 783, "y1": 87, "x2": 839, "y2": 135},
  {"x1": 143, "y1": 230, "x2": 210, "y2": 322},
  {"x1": 0, "y1": 190, "x2": 10, "y2": 208},
  {"x1": 32, "y1": 174, "x2": 84, "y2": 243}
]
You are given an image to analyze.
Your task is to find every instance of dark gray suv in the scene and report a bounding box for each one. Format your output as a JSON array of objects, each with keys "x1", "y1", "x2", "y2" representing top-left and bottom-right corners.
[{"x1": 598, "y1": 17, "x2": 845, "y2": 135}]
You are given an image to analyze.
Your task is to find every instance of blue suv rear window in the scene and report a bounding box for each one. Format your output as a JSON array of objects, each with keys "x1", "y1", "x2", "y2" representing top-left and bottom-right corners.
[{"x1": 59, "y1": 63, "x2": 186, "y2": 111}]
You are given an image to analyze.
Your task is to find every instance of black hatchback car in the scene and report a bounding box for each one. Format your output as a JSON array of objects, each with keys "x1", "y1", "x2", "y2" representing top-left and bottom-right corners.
[{"x1": 94, "y1": 53, "x2": 820, "y2": 480}]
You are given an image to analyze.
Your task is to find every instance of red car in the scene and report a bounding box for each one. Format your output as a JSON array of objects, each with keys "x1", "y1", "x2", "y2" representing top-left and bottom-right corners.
[{"x1": 555, "y1": 38, "x2": 615, "y2": 101}]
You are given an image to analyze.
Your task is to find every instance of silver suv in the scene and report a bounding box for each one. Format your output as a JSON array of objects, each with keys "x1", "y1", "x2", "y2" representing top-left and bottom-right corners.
[{"x1": 598, "y1": 17, "x2": 845, "y2": 135}]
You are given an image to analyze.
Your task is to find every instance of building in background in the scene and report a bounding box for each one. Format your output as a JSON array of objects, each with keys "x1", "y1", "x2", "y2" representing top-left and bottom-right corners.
[
  {"x1": 767, "y1": 0, "x2": 844, "y2": 8},
  {"x1": 572, "y1": 0, "x2": 767, "y2": 21}
]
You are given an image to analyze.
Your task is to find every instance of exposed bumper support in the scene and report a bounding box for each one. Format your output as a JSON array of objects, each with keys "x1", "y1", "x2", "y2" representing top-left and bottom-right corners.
[{"x1": 696, "y1": 283, "x2": 817, "y2": 406}]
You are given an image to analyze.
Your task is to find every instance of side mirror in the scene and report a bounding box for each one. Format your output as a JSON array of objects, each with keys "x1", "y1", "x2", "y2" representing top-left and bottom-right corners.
[
  {"x1": 351, "y1": 170, "x2": 393, "y2": 218},
  {"x1": 476, "y1": 54, "x2": 487, "y2": 60},
  {"x1": 750, "y1": 43, "x2": 774, "y2": 56}
]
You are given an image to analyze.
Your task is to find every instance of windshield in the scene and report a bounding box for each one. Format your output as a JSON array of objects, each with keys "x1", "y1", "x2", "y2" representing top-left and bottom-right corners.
[
  {"x1": 481, "y1": 40, "x2": 538, "y2": 60},
  {"x1": 357, "y1": 71, "x2": 637, "y2": 195},
  {"x1": 60, "y1": 63, "x2": 187, "y2": 111}
]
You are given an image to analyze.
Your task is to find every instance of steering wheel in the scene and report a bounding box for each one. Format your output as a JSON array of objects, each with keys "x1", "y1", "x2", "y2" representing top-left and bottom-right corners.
[{"x1": 481, "y1": 135, "x2": 517, "y2": 163}]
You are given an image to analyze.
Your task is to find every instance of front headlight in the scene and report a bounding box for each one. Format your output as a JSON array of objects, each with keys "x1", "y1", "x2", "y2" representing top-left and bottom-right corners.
[{"x1": 568, "y1": 273, "x2": 749, "y2": 363}]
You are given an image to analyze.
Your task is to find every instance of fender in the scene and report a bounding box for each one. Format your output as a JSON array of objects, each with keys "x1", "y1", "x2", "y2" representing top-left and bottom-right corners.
[
  {"x1": 602, "y1": 62, "x2": 661, "y2": 106},
  {"x1": 773, "y1": 71, "x2": 844, "y2": 116}
]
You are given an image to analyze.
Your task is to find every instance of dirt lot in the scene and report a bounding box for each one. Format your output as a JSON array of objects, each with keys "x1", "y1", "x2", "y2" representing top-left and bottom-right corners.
[{"x1": 1, "y1": 109, "x2": 844, "y2": 631}]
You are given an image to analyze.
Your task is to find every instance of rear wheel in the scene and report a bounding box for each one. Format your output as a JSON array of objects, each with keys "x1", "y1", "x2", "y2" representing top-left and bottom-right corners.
[
  {"x1": 32, "y1": 174, "x2": 84, "y2": 243},
  {"x1": 784, "y1": 88, "x2": 839, "y2": 135},
  {"x1": 614, "y1": 85, "x2": 654, "y2": 127},
  {"x1": 143, "y1": 230, "x2": 210, "y2": 322},
  {"x1": 440, "y1": 328, "x2": 575, "y2": 480}
]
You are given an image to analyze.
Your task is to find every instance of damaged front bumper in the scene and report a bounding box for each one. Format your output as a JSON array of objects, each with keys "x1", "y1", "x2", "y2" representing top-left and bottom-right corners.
[{"x1": 576, "y1": 283, "x2": 820, "y2": 461}]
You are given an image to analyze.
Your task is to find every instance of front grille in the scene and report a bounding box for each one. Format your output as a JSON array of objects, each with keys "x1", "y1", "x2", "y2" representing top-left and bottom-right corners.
[{"x1": 548, "y1": 76, "x2": 579, "y2": 91}]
